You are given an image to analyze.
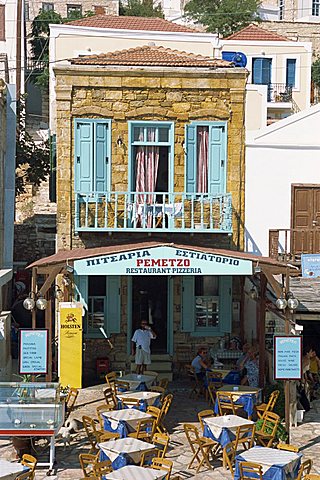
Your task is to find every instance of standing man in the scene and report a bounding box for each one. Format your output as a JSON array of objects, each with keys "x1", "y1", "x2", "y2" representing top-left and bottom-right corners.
[{"x1": 131, "y1": 320, "x2": 156, "y2": 374}]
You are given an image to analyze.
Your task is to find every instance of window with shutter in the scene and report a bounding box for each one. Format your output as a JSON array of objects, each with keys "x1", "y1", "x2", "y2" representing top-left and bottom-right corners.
[
  {"x1": 252, "y1": 58, "x2": 272, "y2": 85},
  {"x1": 185, "y1": 122, "x2": 227, "y2": 195},
  {"x1": 286, "y1": 59, "x2": 296, "y2": 88},
  {"x1": 74, "y1": 119, "x2": 110, "y2": 194}
]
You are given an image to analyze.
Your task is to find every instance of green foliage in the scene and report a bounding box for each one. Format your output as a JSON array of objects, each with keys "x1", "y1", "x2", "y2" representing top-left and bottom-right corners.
[
  {"x1": 312, "y1": 57, "x2": 320, "y2": 89},
  {"x1": 16, "y1": 100, "x2": 50, "y2": 195},
  {"x1": 119, "y1": 0, "x2": 163, "y2": 17},
  {"x1": 184, "y1": 0, "x2": 261, "y2": 37},
  {"x1": 256, "y1": 418, "x2": 288, "y2": 442}
]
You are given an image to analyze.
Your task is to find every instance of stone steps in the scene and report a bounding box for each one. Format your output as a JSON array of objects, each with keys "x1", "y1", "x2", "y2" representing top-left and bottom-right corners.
[{"x1": 130, "y1": 354, "x2": 173, "y2": 381}]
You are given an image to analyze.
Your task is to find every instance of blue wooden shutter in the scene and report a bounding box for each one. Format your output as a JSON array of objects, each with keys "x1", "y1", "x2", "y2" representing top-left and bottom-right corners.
[
  {"x1": 208, "y1": 125, "x2": 226, "y2": 195},
  {"x1": 75, "y1": 121, "x2": 93, "y2": 193},
  {"x1": 94, "y1": 121, "x2": 109, "y2": 192},
  {"x1": 219, "y1": 276, "x2": 232, "y2": 334},
  {"x1": 185, "y1": 124, "x2": 197, "y2": 193},
  {"x1": 181, "y1": 276, "x2": 195, "y2": 332},
  {"x1": 252, "y1": 58, "x2": 263, "y2": 84},
  {"x1": 74, "y1": 275, "x2": 88, "y2": 311},
  {"x1": 261, "y1": 59, "x2": 272, "y2": 85},
  {"x1": 286, "y1": 59, "x2": 296, "y2": 87},
  {"x1": 106, "y1": 276, "x2": 121, "y2": 334}
]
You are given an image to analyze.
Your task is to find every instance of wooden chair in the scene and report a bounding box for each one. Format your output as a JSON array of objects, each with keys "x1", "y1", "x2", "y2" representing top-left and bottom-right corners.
[
  {"x1": 97, "y1": 431, "x2": 120, "y2": 442},
  {"x1": 105, "y1": 371, "x2": 117, "y2": 387},
  {"x1": 255, "y1": 411, "x2": 281, "y2": 448},
  {"x1": 297, "y1": 459, "x2": 313, "y2": 480},
  {"x1": 207, "y1": 383, "x2": 217, "y2": 406},
  {"x1": 256, "y1": 390, "x2": 280, "y2": 419},
  {"x1": 223, "y1": 442, "x2": 236, "y2": 473},
  {"x1": 198, "y1": 409, "x2": 214, "y2": 431},
  {"x1": 239, "y1": 461, "x2": 263, "y2": 480},
  {"x1": 277, "y1": 443, "x2": 299, "y2": 453},
  {"x1": 92, "y1": 459, "x2": 113, "y2": 478},
  {"x1": 305, "y1": 476, "x2": 320, "y2": 479},
  {"x1": 21, "y1": 454, "x2": 37, "y2": 480},
  {"x1": 150, "y1": 457, "x2": 173, "y2": 480},
  {"x1": 140, "y1": 432, "x2": 170, "y2": 466},
  {"x1": 149, "y1": 385, "x2": 166, "y2": 402},
  {"x1": 186, "y1": 364, "x2": 201, "y2": 398},
  {"x1": 16, "y1": 473, "x2": 33, "y2": 480},
  {"x1": 79, "y1": 453, "x2": 99, "y2": 477},
  {"x1": 96, "y1": 404, "x2": 116, "y2": 428},
  {"x1": 233, "y1": 424, "x2": 255, "y2": 451},
  {"x1": 65, "y1": 387, "x2": 79, "y2": 419},
  {"x1": 121, "y1": 397, "x2": 141, "y2": 409},
  {"x1": 82, "y1": 415, "x2": 101, "y2": 454},
  {"x1": 147, "y1": 405, "x2": 162, "y2": 431},
  {"x1": 103, "y1": 387, "x2": 117, "y2": 409},
  {"x1": 207, "y1": 371, "x2": 223, "y2": 388},
  {"x1": 113, "y1": 380, "x2": 130, "y2": 395},
  {"x1": 159, "y1": 378, "x2": 169, "y2": 390},
  {"x1": 183, "y1": 423, "x2": 217, "y2": 473},
  {"x1": 158, "y1": 393, "x2": 173, "y2": 433},
  {"x1": 216, "y1": 391, "x2": 242, "y2": 416},
  {"x1": 128, "y1": 418, "x2": 156, "y2": 442}
]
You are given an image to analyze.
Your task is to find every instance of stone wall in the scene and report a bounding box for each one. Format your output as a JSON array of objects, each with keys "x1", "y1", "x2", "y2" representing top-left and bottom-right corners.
[
  {"x1": 54, "y1": 66, "x2": 248, "y2": 252},
  {"x1": 262, "y1": 20, "x2": 320, "y2": 55}
]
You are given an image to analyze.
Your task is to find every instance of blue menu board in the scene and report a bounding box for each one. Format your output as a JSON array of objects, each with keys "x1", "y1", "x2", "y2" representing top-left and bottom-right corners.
[
  {"x1": 274, "y1": 335, "x2": 302, "y2": 380},
  {"x1": 19, "y1": 329, "x2": 48, "y2": 374}
]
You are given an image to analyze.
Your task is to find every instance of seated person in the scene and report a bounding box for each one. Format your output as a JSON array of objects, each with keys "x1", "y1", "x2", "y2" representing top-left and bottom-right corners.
[
  {"x1": 191, "y1": 347, "x2": 210, "y2": 381},
  {"x1": 239, "y1": 346, "x2": 259, "y2": 388}
]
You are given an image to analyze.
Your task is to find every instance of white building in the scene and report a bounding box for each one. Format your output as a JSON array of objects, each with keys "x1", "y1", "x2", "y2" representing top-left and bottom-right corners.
[{"x1": 245, "y1": 103, "x2": 320, "y2": 258}]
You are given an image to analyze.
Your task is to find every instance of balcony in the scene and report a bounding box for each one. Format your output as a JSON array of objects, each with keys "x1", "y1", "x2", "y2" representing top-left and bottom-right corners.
[
  {"x1": 267, "y1": 83, "x2": 292, "y2": 104},
  {"x1": 269, "y1": 228, "x2": 320, "y2": 262},
  {"x1": 75, "y1": 191, "x2": 233, "y2": 233}
]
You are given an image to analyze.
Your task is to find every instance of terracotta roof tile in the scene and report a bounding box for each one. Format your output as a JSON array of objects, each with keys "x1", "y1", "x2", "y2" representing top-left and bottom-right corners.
[
  {"x1": 66, "y1": 14, "x2": 197, "y2": 33},
  {"x1": 70, "y1": 45, "x2": 233, "y2": 68},
  {"x1": 225, "y1": 24, "x2": 290, "y2": 42}
]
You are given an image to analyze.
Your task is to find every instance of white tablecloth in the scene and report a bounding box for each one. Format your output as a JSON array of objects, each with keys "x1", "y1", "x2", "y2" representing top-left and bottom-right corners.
[
  {"x1": 120, "y1": 374, "x2": 156, "y2": 390},
  {"x1": 240, "y1": 447, "x2": 300, "y2": 475},
  {"x1": 99, "y1": 437, "x2": 155, "y2": 464},
  {"x1": 105, "y1": 465, "x2": 167, "y2": 480},
  {"x1": 0, "y1": 460, "x2": 28, "y2": 480},
  {"x1": 204, "y1": 414, "x2": 254, "y2": 439},
  {"x1": 102, "y1": 409, "x2": 152, "y2": 431},
  {"x1": 117, "y1": 391, "x2": 160, "y2": 407}
]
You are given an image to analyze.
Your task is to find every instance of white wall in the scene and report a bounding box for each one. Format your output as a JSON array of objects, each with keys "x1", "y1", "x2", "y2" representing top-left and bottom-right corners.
[{"x1": 245, "y1": 106, "x2": 320, "y2": 256}]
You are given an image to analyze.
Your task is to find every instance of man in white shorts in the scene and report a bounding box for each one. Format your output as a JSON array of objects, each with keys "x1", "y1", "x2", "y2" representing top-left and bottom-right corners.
[{"x1": 131, "y1": 320, "x2": 156, "y2": 374}]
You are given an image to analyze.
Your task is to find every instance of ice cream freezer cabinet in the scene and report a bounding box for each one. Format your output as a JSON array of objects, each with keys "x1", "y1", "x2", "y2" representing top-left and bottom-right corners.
[{"x1": 0, "y1": 382, "x2": 65, "y2": 474}]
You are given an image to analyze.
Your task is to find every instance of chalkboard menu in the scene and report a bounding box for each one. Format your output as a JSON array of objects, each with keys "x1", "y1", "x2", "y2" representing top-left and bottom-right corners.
[
  {"x1": 19, "y1": 329, "x2": 48, "y2": 375},
  {"x1": 274, "y1": 335, "x2": 302, "y2": 380}
]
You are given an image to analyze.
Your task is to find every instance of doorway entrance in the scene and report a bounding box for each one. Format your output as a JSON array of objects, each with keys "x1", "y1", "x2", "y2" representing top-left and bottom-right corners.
[
  {"x1": 132, "y1": 276, "x2": 168, "y2": 354},
  {"x1": 291, "y1": 184, "x2": 320, "y2": 255}
]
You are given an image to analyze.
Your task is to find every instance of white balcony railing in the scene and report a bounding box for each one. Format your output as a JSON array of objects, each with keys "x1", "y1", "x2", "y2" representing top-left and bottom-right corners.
[{"x1": 75, "y1": 191, "x2": 233, "y2": 233}]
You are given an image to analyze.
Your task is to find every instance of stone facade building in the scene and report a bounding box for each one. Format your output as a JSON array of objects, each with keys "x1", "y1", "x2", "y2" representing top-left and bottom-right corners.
[{"x1": 49, "y1": 45, "x2": 250, "y2": 379}]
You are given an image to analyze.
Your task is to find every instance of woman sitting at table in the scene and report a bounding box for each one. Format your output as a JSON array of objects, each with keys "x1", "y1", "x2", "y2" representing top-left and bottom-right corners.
[
  {"x1": 191, "y1": 347, "x2": 210, "y2": 381},
  {"x1": 239, "y1": 346, "x2": 259, "y2": 388}
]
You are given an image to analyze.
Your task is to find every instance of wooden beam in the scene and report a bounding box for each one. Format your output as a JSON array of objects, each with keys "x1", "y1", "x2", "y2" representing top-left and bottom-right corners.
[
  {"x1": 31, "y1": 268, "x2": 37, "y2": 330},
  {"x1": 38, "y1": 266, "x2": 63, "y2": 297},
  {"x1": 262, "y1": 266, "x2": 283, "y2": 298},
  {"x1": 45, "y1": 299, "x2": 52, "y2": 382},
  {"x1": 258, "y1": 274, "x2": 267, "y2": 388}
]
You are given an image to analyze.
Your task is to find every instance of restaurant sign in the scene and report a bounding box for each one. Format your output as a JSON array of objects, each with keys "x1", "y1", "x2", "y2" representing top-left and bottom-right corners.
[
  {"x1": 19, "y1": 329, "x2": 48, "y2": 375},
  {"x1": 301, "y1": 254, "x2": 320, "y2": 278},
  {"x1": 274, "y1": 335, "x2": 302, "y2": 380},
  {"x1": 74, "y1": 246, "x2": 253, "y2": 276}
]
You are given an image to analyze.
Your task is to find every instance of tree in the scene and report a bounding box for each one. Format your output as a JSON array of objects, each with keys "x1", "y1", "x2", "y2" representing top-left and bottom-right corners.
[
  {"x1": 312, "y1": 57, "x2": 320, "y2": 90},
  {"x1": 184, "y1": 0, "x2": 261, "y2": 38},
  {"x1": 119, "y1": 0, "x2": 163, "y2": 17},
  {"x1": 16, "y1": 99, "x2": 50, "y2": 194}
]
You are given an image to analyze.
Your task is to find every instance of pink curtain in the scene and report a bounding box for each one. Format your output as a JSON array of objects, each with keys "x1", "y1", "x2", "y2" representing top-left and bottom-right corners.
[
  {"x1": 135, "y1": 128, "x2": 159, "y2": 204},
  {"x1": 197, "y1": 126, "x2": 209, "y2": 193}
]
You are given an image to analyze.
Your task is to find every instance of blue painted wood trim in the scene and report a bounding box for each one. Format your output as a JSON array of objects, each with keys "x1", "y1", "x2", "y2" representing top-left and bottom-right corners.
[
  {"x1": 127, "y1": 276, "x2": 132, "y2": 356},
  {"x1": 167, "y1": 277, "x2": 174, "y2": 355}
]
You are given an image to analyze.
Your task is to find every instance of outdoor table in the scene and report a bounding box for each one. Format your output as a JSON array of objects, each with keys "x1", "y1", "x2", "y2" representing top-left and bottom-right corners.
[
  {"x1": 104, "y1": 465, "x2": 168, "y2": 480},
  {"x1": 98, "y1": 437, "x2": 156, "y2": 469},
  {"x1": 215, "y1": 385, "x2": 262, "y2": 418},
  {"x1": 102, "y1": 409, "x2": 152, "y2": 438},
  {"x1": 203, "y1": 414, "x2": 254, "y2": 447},
  {"x1": 117, "y1": 391, "x2": 161, "y2": 412},
  {"x1": 119, "y1": 374, "x2": 156, "y2": 391},
  {"x1": 234, "y1": 446, "x2": 302, "y2": 480},
  {"x1": 0, "y1": 460, "x2": 29, "y2": 480}
]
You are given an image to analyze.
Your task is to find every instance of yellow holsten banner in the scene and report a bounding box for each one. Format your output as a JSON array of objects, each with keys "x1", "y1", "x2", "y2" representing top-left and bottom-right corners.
[{"x1": 59, "y1": 306, "x2": 82, "y2": 389}]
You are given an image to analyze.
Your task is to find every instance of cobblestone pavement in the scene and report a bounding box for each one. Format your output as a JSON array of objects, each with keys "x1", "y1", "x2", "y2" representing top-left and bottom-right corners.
[{"x1": 0, "y1": 383, "x2": 320, "y2": 479}]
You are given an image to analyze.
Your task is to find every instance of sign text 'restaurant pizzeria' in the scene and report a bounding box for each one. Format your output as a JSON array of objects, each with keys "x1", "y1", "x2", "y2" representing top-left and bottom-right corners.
[{"x1": 73, "y1": 246, "x2": 253, "y2": 276}]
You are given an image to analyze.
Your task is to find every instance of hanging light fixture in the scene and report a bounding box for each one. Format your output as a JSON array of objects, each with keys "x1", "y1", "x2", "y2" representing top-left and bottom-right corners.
[
  {"x1": 62, "y1": 275, "x2": 71, "y2": 286},
  {"x1": 36, "y1": 295, "x2": 48, "y2": 311},
  {"x1": 276, "y1": 292, "x2": 287, "y2": 310},
  {"x1": 53, "y1": 285, "x2": 64, "y2": 300},
  {"x1": 249, "y1": 286, "x2": 258, "y2": 300},
  {"x1": 23, "y1": 293, "x2": 36, "y2": 311},
  {"x1": 287, "y1": 292, "x2": 299, "y2": 311}
]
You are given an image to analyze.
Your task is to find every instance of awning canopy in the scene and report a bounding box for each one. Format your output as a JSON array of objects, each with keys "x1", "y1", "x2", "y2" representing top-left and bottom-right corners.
[{"x1": 27, "y1": 240, "x2": 296, "y2": 278}]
